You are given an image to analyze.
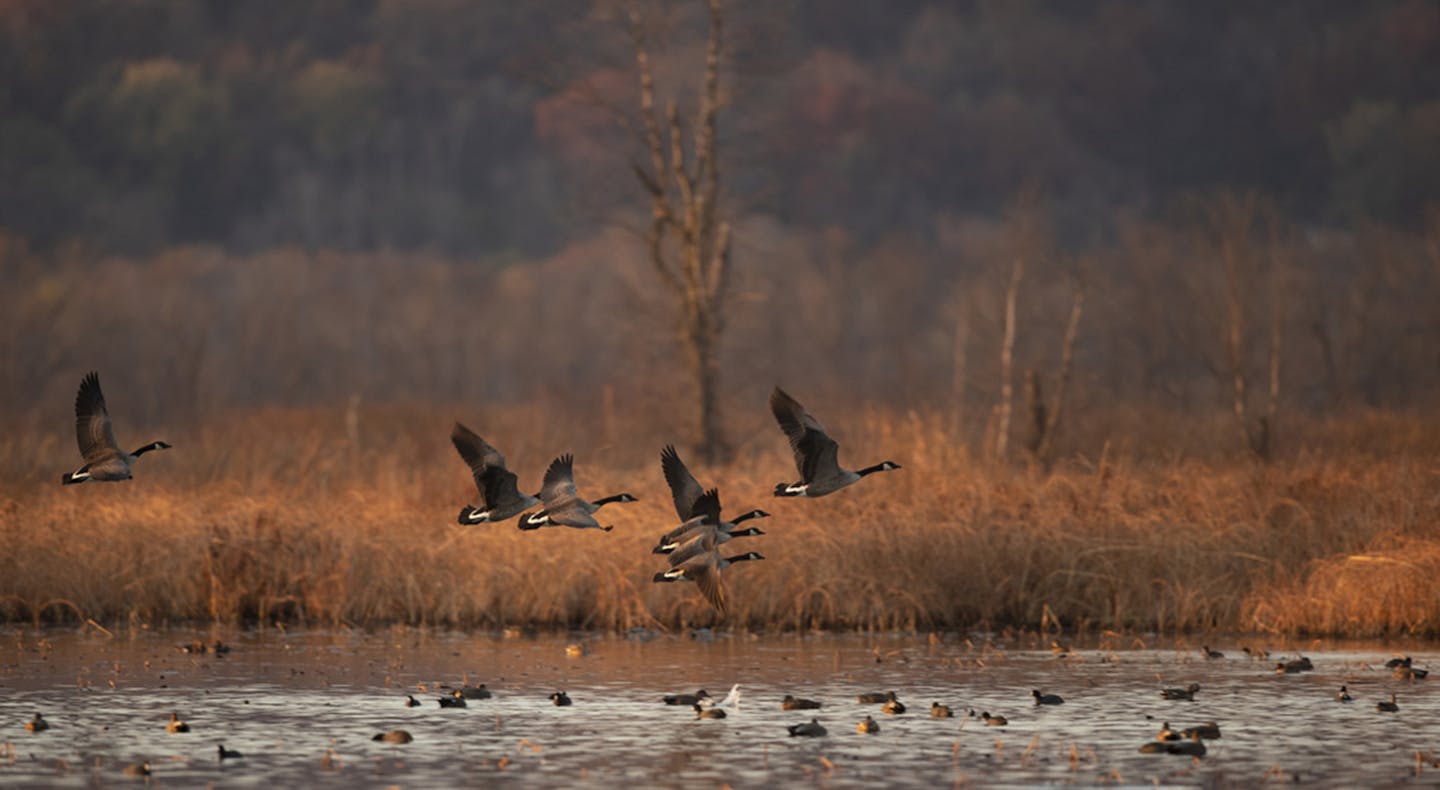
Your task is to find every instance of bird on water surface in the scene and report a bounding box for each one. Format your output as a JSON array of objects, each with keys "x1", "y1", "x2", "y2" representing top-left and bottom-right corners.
[
  {"x1": 787, "y1": 718, "x2": 827, "y2": 737},
  {"x1": 664, "y1": 689, "x2": 711, "y2": 706},
  {"x1": 782, "y1": 694, "x2": 822, "y2": 711},
  {"x1": 1032, "y1": 690, "x2": 1064, "y2": 705}
]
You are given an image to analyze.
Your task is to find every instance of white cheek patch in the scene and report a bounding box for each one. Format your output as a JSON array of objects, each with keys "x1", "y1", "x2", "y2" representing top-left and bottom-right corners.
[{"x1": 787, "y1": 484, "x2": 808, "y2": 495}]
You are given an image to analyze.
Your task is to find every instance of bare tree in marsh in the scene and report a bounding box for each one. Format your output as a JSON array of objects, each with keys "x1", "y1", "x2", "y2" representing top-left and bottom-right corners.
[
  {"x1": 1027, "y1": 280, "x2": 1084, "y2": 469},
  {"x1": 1209, "y1": 192, "x2": 1284, "y2": 461},
  {"x1": 628, "y1": 0, "x2": 732, "y2": 463}
]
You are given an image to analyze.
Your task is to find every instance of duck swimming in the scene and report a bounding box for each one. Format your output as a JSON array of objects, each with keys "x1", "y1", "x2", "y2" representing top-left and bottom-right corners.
[
  {"x1": 787, "y1": 718, "x2": 827, "y2": 737},
  {"x1": 1032, "y1": 690, "x2": 1064, "y2": 705},
  {"x1": 782, "y1": 694, "x2": 822, "y2": 711}
]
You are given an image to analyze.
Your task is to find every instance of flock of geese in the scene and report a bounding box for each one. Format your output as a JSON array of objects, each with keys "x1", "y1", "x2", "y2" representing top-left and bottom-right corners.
[{"x1": 60, "y1": 373, "x2": 901, "y2": 614}]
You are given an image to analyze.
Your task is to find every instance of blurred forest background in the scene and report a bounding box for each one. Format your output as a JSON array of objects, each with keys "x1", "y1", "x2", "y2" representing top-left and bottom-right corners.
[
  {"x1": 2, "y1": 0, "x2": 1438, "y2": 461},
  {"x1": 3, "y1": 1, "x2": 1440, "y2": 632}
]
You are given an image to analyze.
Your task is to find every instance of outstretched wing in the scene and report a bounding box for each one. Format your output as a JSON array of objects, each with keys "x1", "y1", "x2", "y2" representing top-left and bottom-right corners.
[
  {"x1": 661, "y1": 445, "x2": 707, "y2": 521},
  {"x1": 75, "y1": 371, "x2": 119, "y2": 462},
  {"x1": 688, "y1": 560, "x2": 728, "y2": 614},
  {"x1": 692, "y1": 489, "x2": 723, "y2": 525},
  {"x1": 769, "y1": 387, "x2": 841, "y2": 483},
  {"x1": 538, "y1": 454, "x2": 580, "y2": 506},
  {"x1": 451, "y1": 423, "x2": 505, "y2": 476},
  {"x1": 452, "y1": 423, "x2": 526, "y2": 509}
]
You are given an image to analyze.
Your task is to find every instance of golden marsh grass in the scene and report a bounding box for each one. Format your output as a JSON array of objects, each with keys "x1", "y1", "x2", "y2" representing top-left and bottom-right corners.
[{"x1": 2, "y1": 405, "x2": 1438, "y2": 636}]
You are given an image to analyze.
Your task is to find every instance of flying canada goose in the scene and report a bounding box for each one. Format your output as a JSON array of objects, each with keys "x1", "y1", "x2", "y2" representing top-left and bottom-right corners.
[
  {"x1": 1161, "y1": 683, "x2": 1201, "y2": 701},
  {"x1": 25, "y1": 712, "x2": 48, "y2": 733},
  {"x1": 1335, "y1": 685, "x2": 1353, "y2": 702},
  {"x1": 663, "y1": 517, "x2": 765, "y2": 568},
  {"x1": 550, "y1": 691, "x2": 572, "y2": 706},
  {"x1": 768, "y1": 387, "x2": 899, "y2": 497},
  {"x1": 694, "y1": 702, "x2": 727, "y2": 720},
  {"x1": 931, "y1": 702, "x2": 954, "y2": 718},
  {"x1": 519, "y1": 454, "x2": 636, "y2": 531},
  {"x1": 451, "y1": 423, "x2": 539, "y2": 525},
  {"x1": 62, "y1": 372, "x2": 171, "y2": 484},
  {"x1": 654, "y1": 445, "x2": 769, "y2": 551},
  {"x1": 652, "y1": 529, "x2": 765, "y2": 613},
  {"x1": 881, "y1": 698, "x2": 907, "y2": 715},
  {"x1": 217, "y1": 744, "x2": 243, "y2": 760},
  {"x1": 1032, "y1": 690, "x2": 1064, "y2": 705},
  {"x1": 372, "y1": 730, "x2": 413, "y2": 744},
  {"x1": 856, "y1": 691, "x2": 898, "y2": 704},
  {"x1": 664, "y1": 689, "x2": 711, "y2": 706},
  {"x1": 856, "y1": 715, "x2": 880, "y2": 734},
  {"x1": 655, "y1": 503, "x2": 768, "y2": 558},
  {"x1": 1377, "y1": 692, "x2": 1399, "y2": 712},
  {"x1": 782, "y1": 694, "x2": 822, "y2": 711},
  {"x1": 166, "y1": 712, "x2": 190, "y2": 733},
  {"x1": 787, "y1": 718, "x2": 827, "y2": 737}
]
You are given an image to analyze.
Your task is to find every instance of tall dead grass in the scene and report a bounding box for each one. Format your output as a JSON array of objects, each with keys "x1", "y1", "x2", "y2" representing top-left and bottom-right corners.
[{"x1": 3, "y1": 404, "x2": 1438, "y2": 636}]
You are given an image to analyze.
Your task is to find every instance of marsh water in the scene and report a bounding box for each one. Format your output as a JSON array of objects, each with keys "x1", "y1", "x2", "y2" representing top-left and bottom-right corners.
[{"x1": 0, "y1": 628, "x2": 1437, "y2": 788}]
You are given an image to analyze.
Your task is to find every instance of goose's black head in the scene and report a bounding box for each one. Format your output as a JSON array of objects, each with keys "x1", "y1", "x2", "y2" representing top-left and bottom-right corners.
[
  {"x1": 728, "y1": 551, "x2": 765, "y2": 563},
  {"x1": 730, "y1": 526, "x2": 765, "y2": 538},
  {"x1": 734, "y1": 509, "x2": 771, "y2": 522}
]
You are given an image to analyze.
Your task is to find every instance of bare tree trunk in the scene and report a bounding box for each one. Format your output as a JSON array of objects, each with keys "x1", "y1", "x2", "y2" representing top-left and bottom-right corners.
[
  {"x1": 629, "y1": 0, "x2": 732, "y2": 463},
  {"x1": 994, "y1": 254, "x2": 1023, "y2": 460},
  {"x1": 1035, "y1": 285, "x2": 1084, "y2": 466},
  {"x1": 1263, "y1": 243, "x2": 1283, "y2": 460},
  {"x1": 950, "y1": 302, "x2": 968, "y2": 436},
  {"x1": 1023, "y1": 369, "x2": 1045, "y2": 456}
]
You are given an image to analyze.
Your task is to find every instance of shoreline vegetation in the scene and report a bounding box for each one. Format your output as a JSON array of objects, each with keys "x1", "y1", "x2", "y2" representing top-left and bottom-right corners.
[{"x1": 4, "y1": 405, "x2": 1438, "y2": 637}]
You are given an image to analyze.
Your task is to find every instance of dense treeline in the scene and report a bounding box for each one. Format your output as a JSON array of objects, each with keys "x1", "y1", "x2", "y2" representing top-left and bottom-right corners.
[{"x1": 2, "y1": 1, "x2": 1436, "y2": 256}]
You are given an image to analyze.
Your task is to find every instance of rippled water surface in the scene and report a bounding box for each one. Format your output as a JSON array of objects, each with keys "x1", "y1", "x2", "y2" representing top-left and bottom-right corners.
[{"x1": 1, "y1": 628, "x2": 1438, "y2": 787}]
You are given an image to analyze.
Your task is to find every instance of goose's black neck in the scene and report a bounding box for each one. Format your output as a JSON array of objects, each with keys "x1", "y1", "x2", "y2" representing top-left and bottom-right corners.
[{"x1": 131, "y1": 441, "x2": 171, "y2": 457}]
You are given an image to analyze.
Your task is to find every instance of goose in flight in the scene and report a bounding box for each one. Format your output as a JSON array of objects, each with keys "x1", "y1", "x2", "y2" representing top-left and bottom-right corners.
[
  {"x1": 768, "y1": 387, "x2": 898, "y2": 497},
  {"x1": 62, "y1": 371, "x2": 171, "y2": 484},
  {"x1": 450, "y1": 423, "x2": 539, "y2": 524},
  {"x1": 656, "y1": 445, "x2": 769, "y2": 545},
  {"x1": 519, "y1": 454, "x2": 636, "y2": 531},
  {"x1": 652, "y1": 529, "x2": 764, "y2": 613}
]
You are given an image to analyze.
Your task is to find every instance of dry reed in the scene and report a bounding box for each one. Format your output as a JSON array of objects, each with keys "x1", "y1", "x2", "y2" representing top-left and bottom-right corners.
[{"x1": 3, "y1": 404, "x2": 1438, "y2": 636}]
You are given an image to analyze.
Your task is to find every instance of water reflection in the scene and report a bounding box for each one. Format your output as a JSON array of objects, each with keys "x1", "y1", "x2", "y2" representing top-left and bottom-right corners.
[{"x1": 0, "y1": 629, "x2": 1435, "y2": 787}]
